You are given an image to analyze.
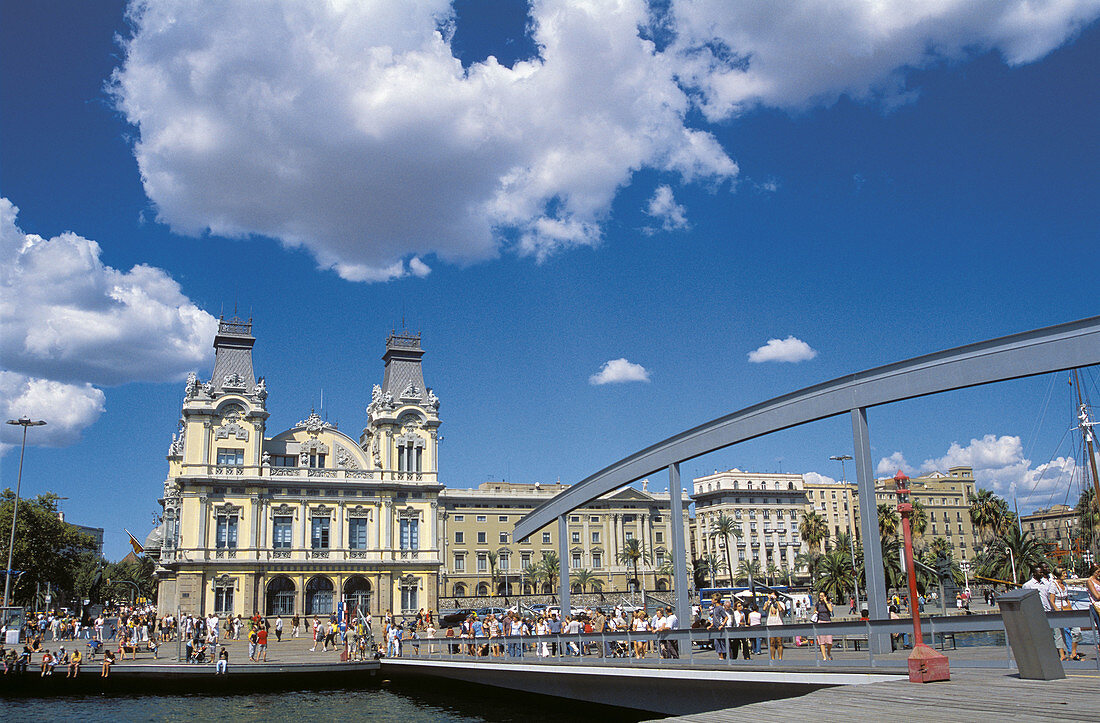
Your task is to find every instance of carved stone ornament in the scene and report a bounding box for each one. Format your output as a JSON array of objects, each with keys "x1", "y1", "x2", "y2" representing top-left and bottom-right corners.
[
  {"x1": 310, "y1": 504, "x2": 333, "y2": 518},
  {"x1": 335, "y1": 444, "x2": 360, "y2": 470},
  {"x1": 297, "y1": 411, "x2": 333, "y2": 434},
  {"x1": 400, "y1": 505, "x2": 422, "y2": 520},
  {"x1": 371, "y1": 384, "x2": 382, "y2": 403},
  {"x1": 223, "y1": 372, "x2": 246, "y2": 389},
  {"x1": 168, "y1": 420, "x2": 186, "y2": 456},
  {"x1": 213, "y1": 573, "x2": 236, "y2": 589},
  {"x1": 401, "y1": 382, "x2": 421, "y2": 400},
  {"x1": 425, "y1": 388, "x2": 440, "y2": 411},
  {"x1": 371, "y1": 437, "x2": 381, "y2": 467},
  {"x1": 184, "y1": 372, "x2": 199, "y2": 399},
  {"x1": 347, "y1": 505, "x2": 372, "y2": 519},
  {"x1": 399, "y1": 574, "x2": 419, "y2": 586},
  {"x1": 215, "y1": 503, "x2": 243, "y2": 516},
  {"x1": 215, "y1": 420, "x2": 249, "y2": 441},
  {"x1": 271, "y1": 503, "x2": 296, "y2": 516},
  {"x1": 163, "y1": 479, "x2": 181, "y2": 500},
  {"x1": 253, "y1": 376, "x2": 267, "y2": 400}
]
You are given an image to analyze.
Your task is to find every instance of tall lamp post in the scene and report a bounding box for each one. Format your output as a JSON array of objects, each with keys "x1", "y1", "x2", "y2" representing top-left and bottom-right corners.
[
  {"x1": 830, "y1": 454, "x2": 858, "y2": 612},
  {"x1": 4, "y1": 417, "x2": 47, "y2": 609},
  {"x1": 894, "y1": 471, "x2": 949, "y2": 682}
]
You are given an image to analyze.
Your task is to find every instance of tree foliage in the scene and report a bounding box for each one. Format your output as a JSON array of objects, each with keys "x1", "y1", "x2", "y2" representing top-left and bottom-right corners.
[
  {"x1": 799, "y1": 511, "x2": 828, "y2": 552},
  {"x1": 0, "y1": 491, "x2": 96, "y2": 607}
]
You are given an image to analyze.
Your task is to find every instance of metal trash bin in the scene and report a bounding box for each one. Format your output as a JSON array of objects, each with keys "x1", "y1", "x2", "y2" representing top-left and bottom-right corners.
[{"x1": 997, "y1": 588, "x2": 1065, "y2": 680}]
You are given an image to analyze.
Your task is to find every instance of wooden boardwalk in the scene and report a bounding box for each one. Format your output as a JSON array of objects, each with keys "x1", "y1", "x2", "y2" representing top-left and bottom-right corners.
[{"x1": 652, "y1": 670, "x2": 1100, "y2": 722}]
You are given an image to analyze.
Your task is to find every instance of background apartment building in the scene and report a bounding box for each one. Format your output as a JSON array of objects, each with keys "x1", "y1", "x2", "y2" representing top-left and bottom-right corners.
[{"x1": 871, "y1": 466, "x2": 979, "y2": 561}]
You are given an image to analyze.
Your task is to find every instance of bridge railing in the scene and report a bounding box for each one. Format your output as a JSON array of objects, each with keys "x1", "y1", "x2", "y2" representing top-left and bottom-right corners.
[{"x1": 393, "y1": 610, "x2": 1098, "y2": 671}]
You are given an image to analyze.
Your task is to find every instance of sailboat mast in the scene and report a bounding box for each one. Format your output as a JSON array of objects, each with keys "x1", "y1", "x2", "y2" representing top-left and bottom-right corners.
[{"x1": 1072, "y1": 369, "x2": 1100, "y2": 523}]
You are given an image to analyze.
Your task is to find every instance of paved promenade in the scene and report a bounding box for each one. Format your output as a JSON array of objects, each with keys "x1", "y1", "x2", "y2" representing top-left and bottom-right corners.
[{"x1": 652, "y1": 669, "x2": 1100, "y2": 722}]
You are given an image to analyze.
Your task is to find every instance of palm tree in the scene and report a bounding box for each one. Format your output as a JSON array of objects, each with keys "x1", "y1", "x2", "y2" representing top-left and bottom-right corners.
[
  {"x1": 817, "y1": 549, "x2": 855, "y2": 600},
  {"x1": 969, "y1": 488, "x2": 1013, "y2": 543},
  {"x1": 711, "y1": 514, "x2": 740, "y2": 585},
  {"x1": 736, "y1": 559, "x2": 761, "y2": 585},
  {"x1": 1077, "y1": 487, "x2": 1099, "y2": 553},
  {"x1": 799, "y1": 511, "x2": 829, "y2": 552},
  {"x1": 522, "y1": 562, "x2": 544, "y2": 594},
  {"x1": 795, "y1": 550, "x2": 825, "y2": 586},
  {"x1": 910, "y1": 499, "x2": 928, "y2": 538},
  {"x1": 486, "y1": 549, "x2": 500, "y2": 594},
  {"x1": 765, "y1": 562, "x2": 779, "y2": 587},
  {"x1": 617, "y1": 537, "x2": 650, "y2": 593},
  {"x1": 978, "y1": 526, "x2": 1049, "y2": 584},
  {"x1": 699, "y1": 553, "x2": 727, "y2": 588},
  {"x1": 570, "y1": 568, "x2": 602, "y2": 593},
  {"x1": 540, "y1": 551, "x2": 560, "y2": 595},
  {"x1": 877, "y1": 504, "x2": 900, "y2": 539}
]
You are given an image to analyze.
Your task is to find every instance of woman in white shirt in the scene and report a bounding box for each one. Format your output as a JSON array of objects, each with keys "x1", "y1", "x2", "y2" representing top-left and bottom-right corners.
[{"x1": 631, "y1": 611, "x2": 649, "y2": 658}]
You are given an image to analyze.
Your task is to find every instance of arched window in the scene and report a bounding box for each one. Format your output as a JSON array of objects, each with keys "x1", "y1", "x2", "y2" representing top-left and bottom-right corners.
[
  {"x1": 306, "y1": 576, "x2": 334, "y2": 615},
  {"x1": 344, "y1": 575, "x2": 372, "y2": 617},
  {"x1": 656, "y1": 579, "x2": 668, "y2": 592},
  {"x1": 541, "y1": 583, "x2": 552, "y2": 594},
  {"x1": 572, "y1": 583, "x2": 582, "y2": 594},
  {"x1": 453, "y1": 582, "x2": 467, "y2": 597},
  {"x1": 476, "y1": 582, "x2": 489, "y2": 596},
  {"x1": 497, "y1": 582, "x2": 511, "y2": 596},
  {"x1": 523, "y1": 584, "x2": 533, "y2": 595},
  {"x1": 266, "y1": 576, "x2": 295, "y2": 616}
]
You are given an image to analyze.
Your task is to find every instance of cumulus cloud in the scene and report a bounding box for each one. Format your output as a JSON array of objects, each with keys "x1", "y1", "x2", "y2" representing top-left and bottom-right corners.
[
  {"x1": 802, "y1": 471, "x2": 838, "y2": 486},
  {"x1": 667, "y1": 0, "x2": 1100, "y2": 118},
  {"x1": 110, "y1": 0, "x2": 737, "y2": 280},
  {"x1": 589, "y1": 358, "x2": 651, "y2": 385},
  {"x1": 644, "y1": 185, "x2": 689, "y2": 232},
  {"x1": 878, "y1": 435, "x2": 1088, "y2": 511},
  {"x1": 0, "y1": 198, "x2": 217, "y2": 452},
  {"x1": 108, "y1": 1, "x2": 1098, "y2": 281},
  {"x1": 748, "y1": 336, "x2": 818, "y2": 363}
]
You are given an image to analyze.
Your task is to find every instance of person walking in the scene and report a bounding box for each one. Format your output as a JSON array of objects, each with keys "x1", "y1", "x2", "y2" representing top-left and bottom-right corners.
[
  {"x1": 292, "y1": 614, "x2": 301, "y2": 639},
  {"x1": 814, "y1": 591, "x2": 834, "y2": 660},
  {"x1": 708, "y1": 594, "x2": 729, "y2": 660},
  {"x1": 274, "y1": 615, "x2": 283, "y2": 643}
]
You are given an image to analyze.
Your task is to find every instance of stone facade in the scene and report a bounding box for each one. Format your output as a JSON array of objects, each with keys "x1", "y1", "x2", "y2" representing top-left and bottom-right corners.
[{"x1": 149, "y1": 319, "x2": 442, "y2": 623}]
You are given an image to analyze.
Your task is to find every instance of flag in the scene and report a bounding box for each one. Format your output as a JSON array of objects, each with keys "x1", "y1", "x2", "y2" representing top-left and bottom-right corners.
[{"x1": 126, "y1": 529, "x2": 144, "y2": 555}]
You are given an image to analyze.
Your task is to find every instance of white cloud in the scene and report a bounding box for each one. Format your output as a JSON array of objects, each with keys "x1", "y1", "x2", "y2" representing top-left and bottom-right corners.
[
  {"x1": 589, "y1": 358, "x2": 651, "y2": 385},
  {"x1": 802, "y1": 471, "x2": 838, "y2": 486},
  {"x1": 0, "y1": 372, "x2": 105, "y2": 453},
  {"x1": 667, "y1": 0, "x2": 1100, "y2": 118},
  {"x1": 921, "y1": 434, "x2": 1024, "y2": 472},
  {"x1": 876, "y1": 451, "x2": 914, "y2": 477},
  {"x1": 106, "y1": 1, "x2": 1099, "y2": 282},
  {"x1": 644, "y1": 185, "x2": 689, "y2": 232},
  {"x1": 748, "y1": 336, "x2": 818, "y2": 363},
  {"x1": 110, "y1": 1, "x2": 737, "y2": 281},
  {"x1": 0, "y1": 197, "x2": 217, "y2": 452}
]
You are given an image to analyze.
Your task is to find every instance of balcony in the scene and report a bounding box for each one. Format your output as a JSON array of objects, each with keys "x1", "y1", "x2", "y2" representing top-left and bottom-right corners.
[
  {"x1": 157, "y1": 547, "x2": 441, "y2": 564},
  {"x1": 183, "y1": 464, "x2": 436, "y2": 483}
]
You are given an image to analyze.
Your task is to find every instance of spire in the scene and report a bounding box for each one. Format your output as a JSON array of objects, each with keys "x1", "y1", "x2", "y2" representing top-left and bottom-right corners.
[
  {"x1": 381, "y1": 329, "x2": 426, "y2": 402},
  {"x1": 210, "y1": 315, "x2": 256, "y2": 395}
]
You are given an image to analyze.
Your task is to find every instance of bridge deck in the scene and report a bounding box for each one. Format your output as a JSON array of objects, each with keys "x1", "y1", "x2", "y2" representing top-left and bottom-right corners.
[{"x1": 653, "y1": 670, "x2": 1100, "y2": 722}]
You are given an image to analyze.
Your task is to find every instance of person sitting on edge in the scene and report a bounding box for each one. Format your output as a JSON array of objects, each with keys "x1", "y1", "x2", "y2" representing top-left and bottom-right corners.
[
  {"x1": 101, "y1": 649, "x2": 115, "y2": 678},
  {"x1": 216, "y1": 646, "x2": 228, "y2": 675},
  {"x1": 67, "y1": 649, "x2": 82, "y2": 678},
  {"x1": 40, "y1": 649, "x2": 53, "y2": 677}
]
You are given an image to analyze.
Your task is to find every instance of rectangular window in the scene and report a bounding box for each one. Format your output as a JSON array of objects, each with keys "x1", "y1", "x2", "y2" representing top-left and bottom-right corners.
[
  {"x1": 590, "y1": 516, "x2": 599, "y2": 523},
  {"x1": 454, "y1": 554, "x2": 466, "y2": 572},
  {"x1": 348, "y1": 517, "x2": 368, "y2": 550},
  {"x1": 499, "y1": 554, "x2": 510, "y2": 571},
  {"x1": 591, "y1": 531, "x2": 600, "y2": 543},
  {"x1": 571, "y1": 553, "x2": 581, "y2": 568},
  {"x1": 400, "y1": 518, "x2": 419, "y2": 550},
  {"x1": 306, "y1": 453, "x2": 326, "y2": 468},
  {"x1": 571, "y1": 531, "x2": 580, "y2": 544},
  {"x1": 592, "y1": 553, "x2": 602, "y2": 568},
  {"x1": 476, "y1": 515, "x2": 487, "y2": 523},
  {"x1": 655, "y1": 531, "x2": 664, "y2": 543},
  {"x1": 570, "y1": 515, "x2": 581, "y2": 522},
  {"x1": 216, "y1": 449, "x2": 244, "y2": 466},
  {"x1": 499, "y1": 532, "x2": 509, "y2": 544},
  {"x1": 477, "y1": 553, "x2": 488, "y2": 572},
  {"x1": 311, "y1": 517, "x2": 330, "y2": 549},
  {"x1": 273, "y1": 516, "x2": 292, "y2": 549},
  {"x1": 216, "y1": 515, "x2": 238, "y2": 549},
  {"x1": 520, "y1": 536, "x2": 530, "y2": 544},
  {"x1": 498, "y1": 515, "x2": 508, "y2": 522},
  {"x1": 656, "y1": 552, "x2": 666, "y2": 566},
  {"x1": 271, "y1": 455, "x2": 296, "y2": 467},
  {"x1": 401, "y1": 585, "x2": 418, "y2": 613},
  {"x1": 542, "y1": 532, "x2": 551, "y2": 544},
  {"x1": 214, "y1": 586, "x2": 234, "y2": 614},
  {"x1": 477, "y1": 531, "x2": 487, "y2": 544},
  {"x1": 521, "y1": 553, "x2": 531, "y2": 566},
  {"x1": 455, "y1": 531, "x2": 464, "y2": 544},
  {"x1": 454, "y1": 515, "x2": 464, "y2": 522},
  {"x1": 625, "y1": 530, "x2": 634, "y2": 540}
]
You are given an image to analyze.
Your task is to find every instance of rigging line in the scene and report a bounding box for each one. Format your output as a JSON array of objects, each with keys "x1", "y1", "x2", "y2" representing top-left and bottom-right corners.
[
  {"x1": 1020, "y1": 423, "x2": 1073, "y2": 509},
  {"x1": 1024, "y1": 372, "x2": 1058, "y2": 464}
]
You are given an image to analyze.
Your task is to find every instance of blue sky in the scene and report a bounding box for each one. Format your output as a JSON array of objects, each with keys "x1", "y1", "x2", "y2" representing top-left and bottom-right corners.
[{"x1": 2, "y1": 1, "x2": 1098, "y2": 560}]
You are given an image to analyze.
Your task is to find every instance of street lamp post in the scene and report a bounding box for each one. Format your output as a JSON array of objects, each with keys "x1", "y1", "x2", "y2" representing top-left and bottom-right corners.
[
  {"x1": 4, "y1": 417, "x2": 47, "y2": 609},
  {"x1": 894, "y1": 471, "x2": 950, "y2": 683},
  {"x1": 830, "y1": 454, "x2": 859, "y2": 613}
]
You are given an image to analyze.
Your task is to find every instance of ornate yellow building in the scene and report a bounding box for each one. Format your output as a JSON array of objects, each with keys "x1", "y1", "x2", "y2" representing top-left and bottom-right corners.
[{"x1": 150, "y1": 318, "x2": 442, "y2": 621}]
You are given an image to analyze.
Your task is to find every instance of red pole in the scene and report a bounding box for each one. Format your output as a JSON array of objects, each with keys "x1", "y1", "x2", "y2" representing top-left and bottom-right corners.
[{"x1": 899, "y1": 501, "x2": 922, "y2": 644}]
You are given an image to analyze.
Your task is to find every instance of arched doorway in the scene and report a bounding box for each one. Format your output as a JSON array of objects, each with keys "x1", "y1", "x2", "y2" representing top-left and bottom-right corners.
[
  {"x1": 476, "y1": 582, "x2": 489, "y2": 596},
  {"x1": 497, "y1": 582, "x2": 511, "y2": 596},
  {"x1": 306, "y1": 576, "x2": 334, "y2": 615},
  {"x1": 656, "y1": 578, "x2": 668, "y2": 592},
  {"x1": 344, "y1": 575, "x2": 372, "y2": 619},
  {"x1": 453, "y1": 582, "x2": 467, "y2": 597},
  {"x1": 540, "y1": 583, "x2": 552, "y2": 594},
  {"x1": 266, "y1": 576, "x2": 295, "y2": 616}
]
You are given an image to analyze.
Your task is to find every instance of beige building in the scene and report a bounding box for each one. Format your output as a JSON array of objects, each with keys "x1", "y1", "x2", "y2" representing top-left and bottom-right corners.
[
  {"x1": 1021, "y1": 504, "x2": 1081, "y2": 550},
  {"x1": 870, "y1": 466, "x2": 979, "y2": 561},
  {"x1": 440, "y1": 481, "x2": 690, "y2": 597},
  {"x1": 149, "y1": 319, "x2": 443, "y2": 622},
  {"x1": 802, "y1": 479, "x2": 860, "y2": 546},
  {"x1": 691, "y1": 470, "x2": 807, "y2": 585}
]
